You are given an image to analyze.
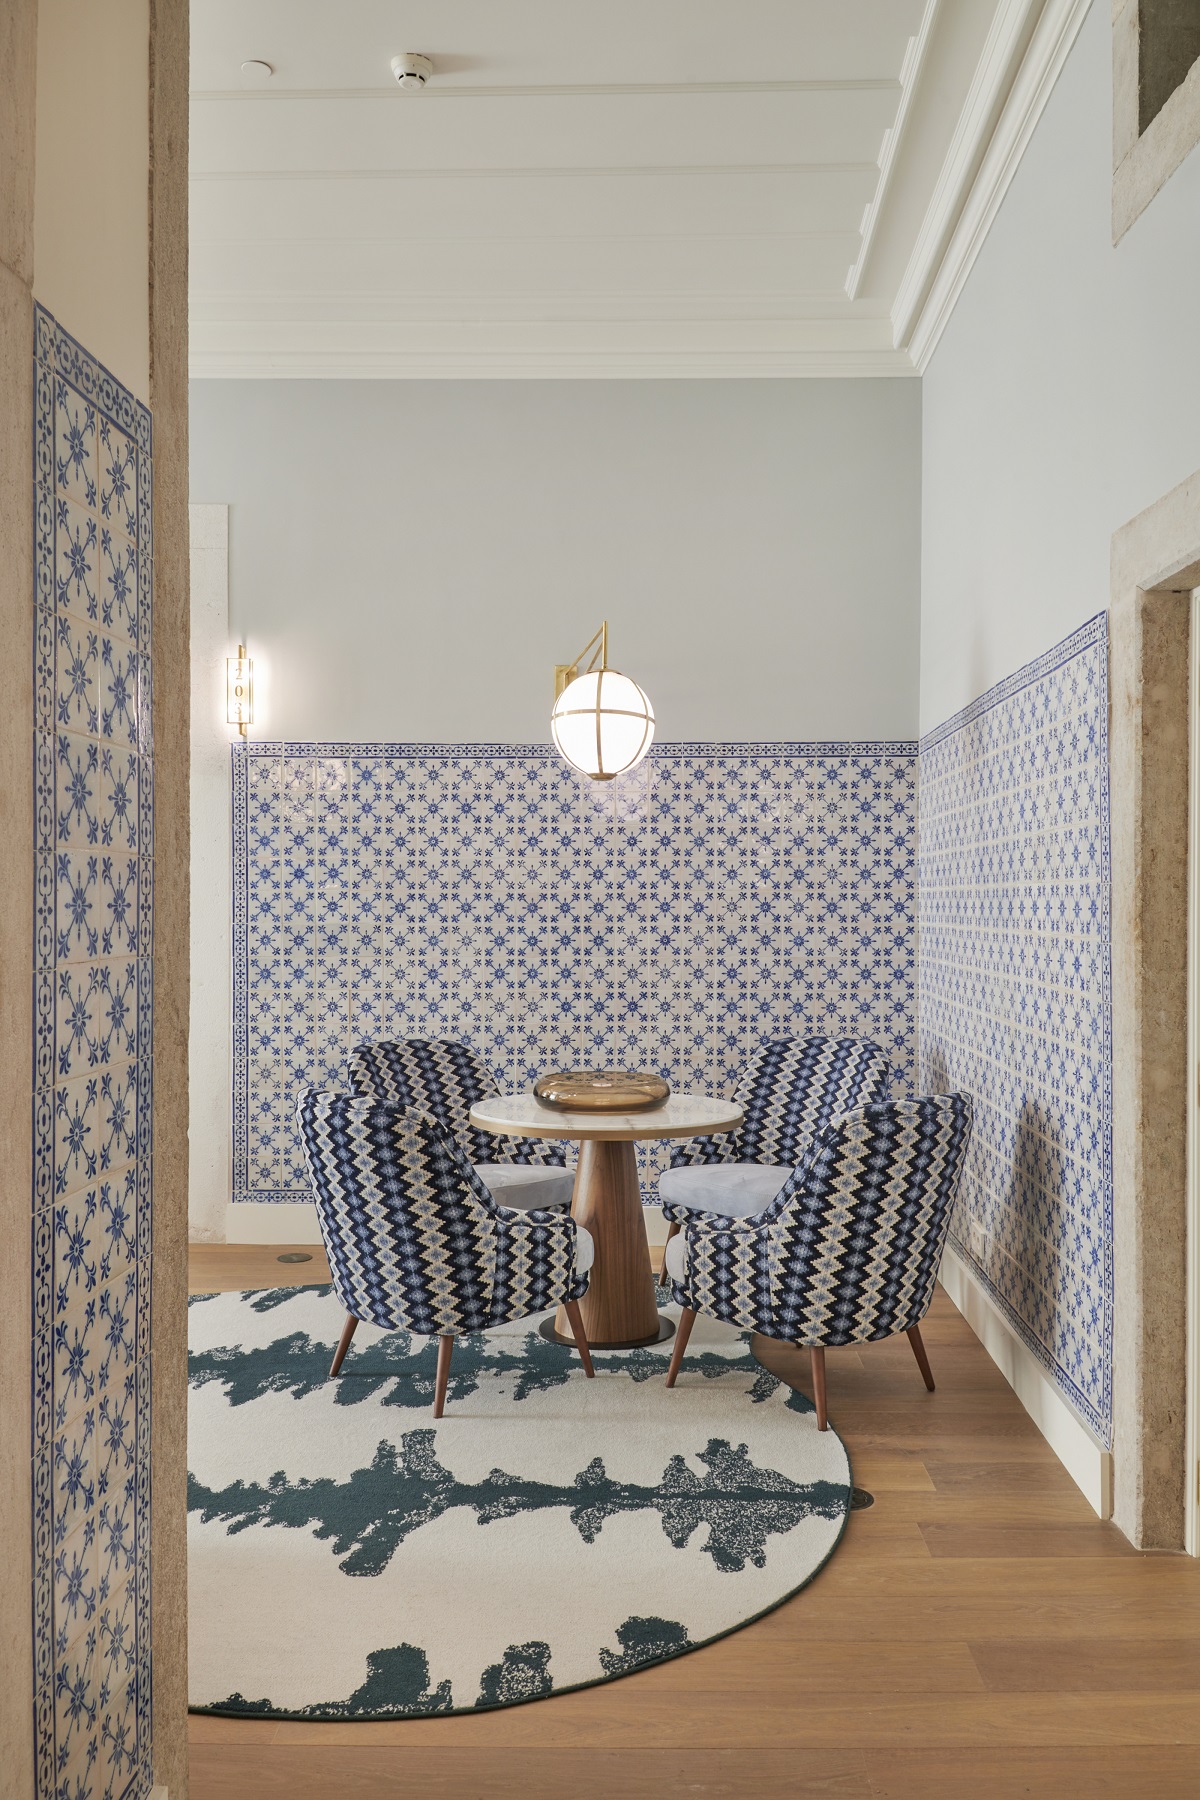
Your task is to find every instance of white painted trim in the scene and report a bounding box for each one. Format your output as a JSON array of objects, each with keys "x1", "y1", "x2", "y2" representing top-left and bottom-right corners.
[
  {"x1": 891, "y1": 0, "x2": 1042, "y2": 348},
  {"x1": 939, "y1": 1244, "x2": 1114, "y2": 1518},
  {"x1": 225, "y1": 1202, "x2": 323, "y2": 1244},
  {"x1": 188, "y1": 506, "x2": 235, "y2": 1245},
  {"x1": 192, "y1": 288, "x2": 869, "y2": 324},
  {"x1": 1187, "y1": 586, "x2": 1200, "y2": 1556},
  {"x1": 191, "y1": 78, "x2": 902, "y2": 104},
  {"x1": 190, "y1": 160, "x2": 878, "y2": 184},
  {"x1": 188, "y1": 346, "x2": 916, "y2": 380},
  {"x1": 845, "y1": 0, "x2": 942, "y2": 300},
  {"x1": 149, "y1": 1788, "x2": 169, "y2": 1799},
  {"x1": 906, "y1": 0, "x2": 1092, "y2": 368}
]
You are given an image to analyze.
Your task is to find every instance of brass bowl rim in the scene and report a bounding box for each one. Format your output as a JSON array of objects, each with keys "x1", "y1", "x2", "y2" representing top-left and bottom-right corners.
[{"x1": 533, "y1": 1068, "x2": 671, "y2": 1112}]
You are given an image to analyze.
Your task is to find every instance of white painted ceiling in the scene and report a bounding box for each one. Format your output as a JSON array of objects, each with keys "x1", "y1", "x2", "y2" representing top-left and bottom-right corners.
[{"x1": 189, "y1": 0, "x2": 1052, "y2": 377}]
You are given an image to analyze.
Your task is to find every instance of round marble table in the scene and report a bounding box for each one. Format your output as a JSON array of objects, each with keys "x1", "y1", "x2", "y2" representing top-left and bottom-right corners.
[{"x1": 469, "y1": 1092, "x2": 742, "y2": 1349}]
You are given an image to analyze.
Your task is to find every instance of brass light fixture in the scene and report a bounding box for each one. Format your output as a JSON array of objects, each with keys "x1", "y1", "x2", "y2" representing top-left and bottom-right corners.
[
  {"x1": 551, "y1": 621, "x2": 654, "y2": 782},
  {"x1": 226, "y1": 643, "x2": 254, "y2": 737}
]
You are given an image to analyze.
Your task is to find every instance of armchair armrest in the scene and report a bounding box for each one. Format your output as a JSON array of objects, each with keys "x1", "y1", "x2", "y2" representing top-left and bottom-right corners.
[
  {"x1": 488, "y1": 1205, "x2": 588, "y2": 1325},
  {"x1": 669, "y1": 1131, "x2": 739, "y2": 1170},
  {"x1": 668, "y1": 1207, "x2": 774, "y2": 1335}
]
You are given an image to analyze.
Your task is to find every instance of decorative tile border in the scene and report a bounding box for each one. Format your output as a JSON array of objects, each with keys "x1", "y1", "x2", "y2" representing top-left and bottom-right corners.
[
  {"x1": 918, "y1": 614, "x2": 1113, "y2": 1441},
  {"x1": 231, "y1": 740, "x2": 918, "y2": 1204},
  {"x1": 32, "y1": 306, "x2": 153, "y2": 1800}
]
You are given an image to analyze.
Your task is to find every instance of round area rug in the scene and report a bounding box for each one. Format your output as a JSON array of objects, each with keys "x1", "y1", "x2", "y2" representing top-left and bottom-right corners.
[{"x1": 187, "y1": 1284, "x2": 851, "y2": 1719}]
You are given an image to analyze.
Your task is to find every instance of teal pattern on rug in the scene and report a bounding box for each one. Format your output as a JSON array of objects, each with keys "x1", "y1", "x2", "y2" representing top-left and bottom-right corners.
[{"x1": 188, "y1": 1285, "x2": 852, "y2": 1718}]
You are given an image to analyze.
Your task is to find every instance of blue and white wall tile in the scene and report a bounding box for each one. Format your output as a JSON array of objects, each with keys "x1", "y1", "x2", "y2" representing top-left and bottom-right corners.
[
  {"x1": 33, "y1": 306, "x2": 153, "y2": 1800},
  {"x1": 918, "y1": 615, "x2": 1112, "y2": 1442},
  {"x1": 231, "y1": 742, "x2": 918, "y2": 1205}
]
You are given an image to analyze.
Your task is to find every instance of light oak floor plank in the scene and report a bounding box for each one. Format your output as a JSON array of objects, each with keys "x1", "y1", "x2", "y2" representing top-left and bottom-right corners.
[
  {"x1": 189, "y1": 1745, "x2": 874, "y2": 1799},
  {"x1": 187, "y1": 1249, "x2": 1196, "y2": 1799},
  {"x1": 862, "y1": 1747, "x2": 1200, "y2": 1799}
]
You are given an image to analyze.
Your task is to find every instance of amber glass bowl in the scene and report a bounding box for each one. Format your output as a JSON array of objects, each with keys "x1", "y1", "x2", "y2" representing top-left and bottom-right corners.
[{"x1": 533, "y1": 1069, "x2": 671, "y2": 1112}]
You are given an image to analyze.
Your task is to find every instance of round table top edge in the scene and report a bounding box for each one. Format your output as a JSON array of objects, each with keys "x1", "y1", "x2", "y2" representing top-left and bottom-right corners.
[{"x1": 468, "y1": 1094, "x2": 743, "y2": 1141}]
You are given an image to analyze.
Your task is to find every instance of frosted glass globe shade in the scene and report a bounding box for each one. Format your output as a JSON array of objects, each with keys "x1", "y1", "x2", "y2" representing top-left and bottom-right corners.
[{"x1": 550, "y1": 668, "x2": 655, "y2": 780}]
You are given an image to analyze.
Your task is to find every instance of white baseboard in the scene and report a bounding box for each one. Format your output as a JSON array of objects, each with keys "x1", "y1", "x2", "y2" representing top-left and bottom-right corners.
[
  {"x1": 225, "y1": 1201, "x2": 322, "y2": 1243},
  {"x1": 939, "y1": 1245, "x2": 1114, "y2": 1518},
  {"x1": 222, "y1": 1201, "x2": 669, "y2": 1248}
]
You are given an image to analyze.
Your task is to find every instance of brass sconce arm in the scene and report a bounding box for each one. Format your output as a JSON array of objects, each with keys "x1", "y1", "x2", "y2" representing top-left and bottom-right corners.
[{"x1": 554, "y1": 619, "x2": 608, "y2": 699}]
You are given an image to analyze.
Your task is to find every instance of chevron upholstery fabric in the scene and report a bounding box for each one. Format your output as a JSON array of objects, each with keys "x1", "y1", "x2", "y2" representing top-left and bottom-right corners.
[
  {"x1": 662, "y1": 1036, "x2": 891, "y2": 1211},
  {"x1": 347, "y1": 1037, "x2": 568, "y2": 1168},
  {"x1": 296, "y1": 1088, "x2": 588, "y2": 1339},
  {"x1": 669, "y1": 1095, "x2": 972, "y2": 1345}
]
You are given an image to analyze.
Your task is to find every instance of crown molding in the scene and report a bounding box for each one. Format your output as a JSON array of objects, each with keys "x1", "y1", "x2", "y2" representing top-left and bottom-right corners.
[
  {"x1": 191, "y1": 78, "x2": 901, "y2": 103},
  {"x1": 845, "y1": 0, "x2": 942, "y2": 301},
  {"x1": 891, "y1": 0, "x2": 1044, "y2": 349},
  {"x1": 191, "y1": 288, "x2": 875, "y2": 324},
  {"x1": 186, "y1": 3, "x2": 1092, "y2": 383},
  {"x1": 190, "y1": 161, "x2": 878, "y2": 184},
  {"x1": 891, "y1": 0, "x2": 1091, "y2": 366},
  {"x1": 188, "y1": 340, "x2": 917, "y2": 380},
  {"x1": 188, "y1": 313, "x2": 909, "y2": 380}
]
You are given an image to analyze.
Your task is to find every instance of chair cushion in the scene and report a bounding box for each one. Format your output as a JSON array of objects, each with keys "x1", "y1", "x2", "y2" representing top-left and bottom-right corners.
[
  {"x1": 574, "y1": 1224, "x2": 595, "y2": 1277},
  {"x1": 664, "y1": 1230, "x2": 688, "y2": 1283},
  {"x1": 658, "y1": 1162, "x2": 794, "y2": 1218},
  {"x1": 474, "y1": 1163, "x2": 575, "y2": 1212}
]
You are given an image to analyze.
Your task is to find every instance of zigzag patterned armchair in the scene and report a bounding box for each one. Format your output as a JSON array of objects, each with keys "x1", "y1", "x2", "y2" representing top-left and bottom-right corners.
[
  {"x1": 657, "y1": 1036, "x2": 892, "y2": 1276},
  {"x1": 295, "y1": 1088, "x2": 596, "y2": 1416},
  {"x1": 348, "y1": 1037, "x2": 575, "y2": 1215},
  {"x1": 664, "y1": 1094, "x2": 973, "y2": 1429}
]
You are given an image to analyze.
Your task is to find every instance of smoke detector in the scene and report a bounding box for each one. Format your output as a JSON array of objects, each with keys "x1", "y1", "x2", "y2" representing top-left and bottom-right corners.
[{"x1": 391, "y1": 53, "x2": 433, "y2": 89}]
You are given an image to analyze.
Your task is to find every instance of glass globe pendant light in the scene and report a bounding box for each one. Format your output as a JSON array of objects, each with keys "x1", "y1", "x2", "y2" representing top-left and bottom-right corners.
[{"x1": 551, "y1": 621, "x2": 655, "y2": 781}]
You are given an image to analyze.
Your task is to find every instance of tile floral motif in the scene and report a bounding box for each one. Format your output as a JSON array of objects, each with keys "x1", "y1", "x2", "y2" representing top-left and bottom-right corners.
[
  {"x1": 98, "y1": 417, "x2": 137, "y2": 544},
  {"x1": 33, "y1": 304, "x2": 152, "y2": 1800},
  {"x1": 918, "y1": 614, "x2": 1112, "y2": 1443},
  {"x1": 56, "y1": 495, "x2": 99, "y2": 619},
  {"x1": 55, "y1": 378, "x2": 97, "y2": 509},
  {"x1": 232, "y1": 741, "x2": 918, "y2": 1205},
  {"x1": 55, "y1": 612, "x2": 101, "y2": 737},
  {"x1": 100, "y1": 529, "x2": 138, "y2": 645},
  {"x1": 99, "y1": 639, "x2": 140, "y2": 749},
  {"x1": 57, "y1": 734, "x2": 102, "y2": 847}
]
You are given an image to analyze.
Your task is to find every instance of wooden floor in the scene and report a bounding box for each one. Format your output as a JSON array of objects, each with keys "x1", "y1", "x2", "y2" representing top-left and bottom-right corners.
[{"x1": 188, "y1": 1244, "x2": 1200, "y2": 1799}]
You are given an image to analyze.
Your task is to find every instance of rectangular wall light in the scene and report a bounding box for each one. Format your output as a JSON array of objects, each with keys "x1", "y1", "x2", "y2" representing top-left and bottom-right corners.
[{"x1": 226, "y1": 644, "x2": 254, "y2": 736}]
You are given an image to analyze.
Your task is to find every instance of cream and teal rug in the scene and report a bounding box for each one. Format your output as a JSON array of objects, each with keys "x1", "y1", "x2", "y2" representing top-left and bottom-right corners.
[{"x1": 187, "y1": 1284, "x2": 851, "y2": 1718}]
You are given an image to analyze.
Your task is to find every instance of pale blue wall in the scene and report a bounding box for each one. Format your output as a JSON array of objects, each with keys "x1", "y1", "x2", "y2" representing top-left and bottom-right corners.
[
  {"x1": 922, "y1": 0, "x2": 1200, "y2": 731},
  {"x1": 190, "y1": 378, "x2": 921, "y2": 745}
]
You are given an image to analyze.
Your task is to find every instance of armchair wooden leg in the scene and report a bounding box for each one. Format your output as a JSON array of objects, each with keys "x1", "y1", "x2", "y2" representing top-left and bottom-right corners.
[
  {"x1": 433, "y1": 1333, "x2": 454, "y2": 1418},
  {"x1": 659, "y1": 1220, "x2": 681, "y2": 1283},
  {"x1": 329, "y1": 1313, "x2": 358, "y2": 1377},
  {"x1": 665, "y1": 1307, "x2": 697, "y2": 1387},
  {"x1": 811, "y1": 1346, "x2": 828, "y2": 1431},
  {"x1": 562, "y1": 1299, "x2": 596, "y2": 1379},
  {"x1": 907, "y1": 1323, "x2": 936, "y2": 1391}
]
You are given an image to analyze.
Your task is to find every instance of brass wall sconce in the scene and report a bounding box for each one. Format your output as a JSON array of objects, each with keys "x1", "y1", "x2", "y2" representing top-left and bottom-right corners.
[{"x1": 551, "y1": 621, "x2": 654, "y2": 781}]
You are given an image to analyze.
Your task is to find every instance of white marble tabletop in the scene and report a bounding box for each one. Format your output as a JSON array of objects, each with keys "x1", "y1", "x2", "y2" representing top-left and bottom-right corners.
[{"x1": 469, "y1": 1092, "x2": 743, "y2": 1143}]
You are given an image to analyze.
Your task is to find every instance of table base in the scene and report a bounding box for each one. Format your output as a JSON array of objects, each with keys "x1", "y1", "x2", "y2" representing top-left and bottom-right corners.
[
  {"x1": 538, "y1": 1313, "x2": 675, "y2": 1353},
  {"x1": 554, "y1": 1137, "x2": 665, "y2": 1348}
]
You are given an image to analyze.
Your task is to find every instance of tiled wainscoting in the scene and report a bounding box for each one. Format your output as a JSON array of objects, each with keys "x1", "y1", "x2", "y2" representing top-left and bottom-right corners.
[
  {"x1": 919, "y1": 615, "x2": 1112, "y2": 1444},
  {"x1": 231, "y1": 741, "x2": 918, "y2": 1206},
  {"x1": 32, "y1": 309, "x2": 154, "y2": 1800}
]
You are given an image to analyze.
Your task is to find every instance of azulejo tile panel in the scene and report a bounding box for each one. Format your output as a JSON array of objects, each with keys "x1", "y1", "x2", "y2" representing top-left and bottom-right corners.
[
  {"x1": 918, "y1": 613, "x2": 1112, "y2": 1444},
  {"x1": 231, "y1": 741, "x2": 918, "y2": 1204},
  {"x1": 32, "y1": 305, "x2": 153, "y2": 1800}
]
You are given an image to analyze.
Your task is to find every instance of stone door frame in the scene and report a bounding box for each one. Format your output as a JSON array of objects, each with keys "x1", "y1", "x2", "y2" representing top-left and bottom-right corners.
[{"x1": 1110, "y1": 467, "x2": 1198, "y2": 1546}]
